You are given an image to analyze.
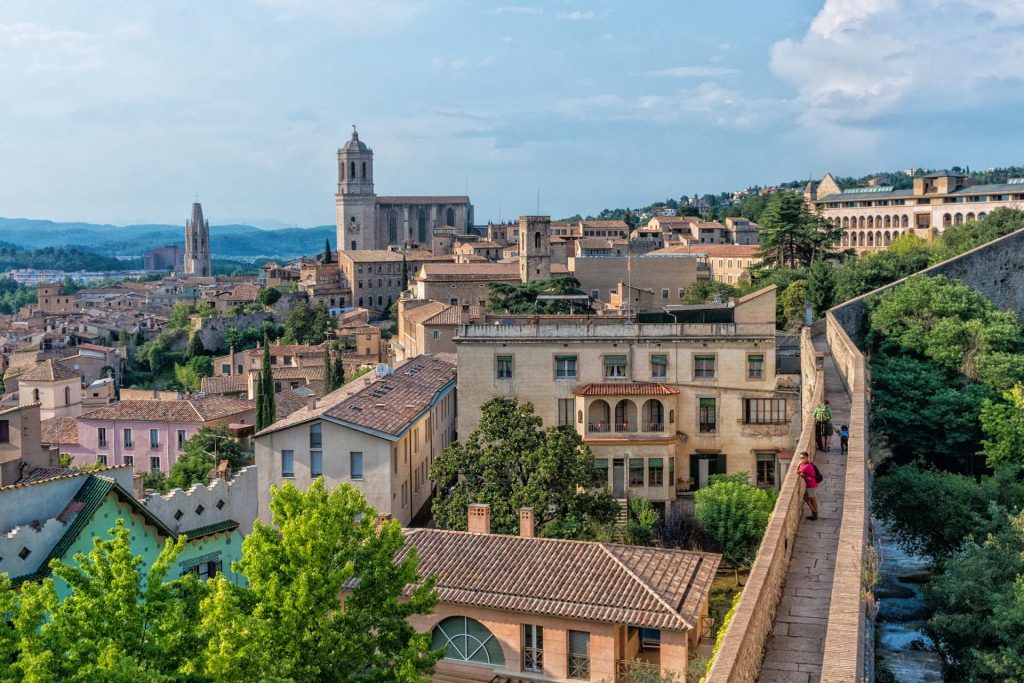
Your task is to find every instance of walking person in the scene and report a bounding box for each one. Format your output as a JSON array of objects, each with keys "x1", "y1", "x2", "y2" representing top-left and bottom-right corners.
[
  {"x1": 798, "y1": 451, "x2": 820, "y2": 521},
  {"x1": 813, "y1": 399, "x2": 831, "y2": 451},
  {"x1": 840, "y1": 424, "x2": 850, "y2": 455}
]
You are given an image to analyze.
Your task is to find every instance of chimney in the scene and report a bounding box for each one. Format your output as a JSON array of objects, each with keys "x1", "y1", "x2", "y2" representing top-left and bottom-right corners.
[
  {"x1": 217, "y1": 459, "x2": 230, "y2": 481},
  {"x1": 460, "y1": 304, "x2": 470, "y2": 325},
  {"x1": 519, "y1": 508, "x2": 535, "y2": 538},
  {"x1": 307, "y1": 395, "x2": 318, "y2": 410},
  {"x1": 375, "y1": 513, "x2": 393, "y2": 534},
  {"x1": 467, "y1": 503, "x2": 491, "y2": 534}
]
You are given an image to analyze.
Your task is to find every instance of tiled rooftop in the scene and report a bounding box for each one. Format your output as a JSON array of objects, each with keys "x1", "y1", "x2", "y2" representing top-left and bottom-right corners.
[
  {"x1": 79, "y1": 396, "x2": 253, "y2": 423},
  {"x1": 573, "y1": 382, "x2": 680, "y2": 397}
]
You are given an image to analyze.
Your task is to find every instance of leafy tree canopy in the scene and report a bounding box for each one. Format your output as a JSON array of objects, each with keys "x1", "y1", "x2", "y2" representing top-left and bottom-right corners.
[
  {"x1": 430, "y1": 397, "x2": 618, "y2": 538},
  {"x1": 486, "y1": 277, "x2": 593, "y2": 315},
  {"x1": 694, "y1": 474, "x2": 776, "y2": 584}
]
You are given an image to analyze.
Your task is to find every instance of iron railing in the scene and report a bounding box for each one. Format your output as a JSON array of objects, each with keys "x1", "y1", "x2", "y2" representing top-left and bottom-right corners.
[
  {"x1": 568, "y1": 653, "x2": 591, "y2": 679},
  {"x1": 616, "y1": 659, "x2": 660, "y2": 682}
]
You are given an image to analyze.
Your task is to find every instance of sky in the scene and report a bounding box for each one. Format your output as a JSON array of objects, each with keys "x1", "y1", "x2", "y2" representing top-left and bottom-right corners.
[{"x1": 1, "y1": 0, "x2": 1023, "y2": 228}]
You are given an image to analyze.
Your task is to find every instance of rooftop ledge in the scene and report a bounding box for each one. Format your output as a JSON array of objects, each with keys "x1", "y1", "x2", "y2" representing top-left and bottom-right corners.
[{"x1": 454, "y1": 322, "x2": 775, "y2": 340}]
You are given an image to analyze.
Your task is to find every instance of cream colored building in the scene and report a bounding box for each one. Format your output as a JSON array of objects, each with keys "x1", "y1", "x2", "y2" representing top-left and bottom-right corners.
[
  {"x1": 0, "y1": 403, "x2": 54, "y2": 487},
  {"x1": 454, "y1": 287, "x2": 798, "y2": 512},
  {"x1": 17, "y1": 360, "x2": 83, "y2": 420},
  {"x1": 394, "y1": 298, "x2": 483, "y2": 363},
  {"x1": 650, "y1": 244, "x2": 761, "y2": 286},
  {"x1": 806, "y1": 170, "x2": 1024, "y2": 252},
  {"x1": 253, "y1": 355, "x2": 456, "y2": 526},
  {"x1": 570, "y1": 252, "x2": 707, "y2": 305}
]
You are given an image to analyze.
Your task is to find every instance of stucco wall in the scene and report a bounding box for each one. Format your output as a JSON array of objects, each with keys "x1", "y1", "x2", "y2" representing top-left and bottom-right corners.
[{"x1": 142, "y1": 465, "x2": 259, "y2": 535}]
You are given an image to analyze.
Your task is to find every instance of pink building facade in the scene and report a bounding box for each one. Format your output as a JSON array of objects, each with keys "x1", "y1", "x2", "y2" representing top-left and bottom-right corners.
[{"x1": 75, "y1": 398, "x2": 254, "y2": 473}]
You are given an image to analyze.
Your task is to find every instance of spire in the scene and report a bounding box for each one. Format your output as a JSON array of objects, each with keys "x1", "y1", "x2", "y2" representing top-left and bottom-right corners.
[{"x1": 189, "y1": 202, "x2": 205, "y2": 229}]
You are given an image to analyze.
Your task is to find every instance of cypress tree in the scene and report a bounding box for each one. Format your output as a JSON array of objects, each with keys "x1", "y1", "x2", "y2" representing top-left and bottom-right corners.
[
  {"x1": 401, "y1": 252, "x2": 408, "y2": 289},
  {"x1": 333, "y1": 352, "x2": 345, "y2": 388},
  {"x1": 256, "y1": 337, "x2": 276, "y2": 430},
  {"x1": 185, "y1": 332, "x2": 206, "y2": 359},
  {"x1": 323, "y1": 239, "x2": 333, "y2": 264},
  {"x1": 324, "y1": 345, "x2": 337, "y2": 392}
]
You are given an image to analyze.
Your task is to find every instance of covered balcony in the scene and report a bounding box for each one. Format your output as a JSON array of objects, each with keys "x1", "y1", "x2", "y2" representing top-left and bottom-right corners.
[{"x1": 576, "y1": 383, "x2": 678, "y2": 439}]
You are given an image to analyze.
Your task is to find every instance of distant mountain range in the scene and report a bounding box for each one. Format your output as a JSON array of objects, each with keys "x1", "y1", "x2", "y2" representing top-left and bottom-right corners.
[{"x1": 0, "y1": 217, "x2": 335, "y2": 262}]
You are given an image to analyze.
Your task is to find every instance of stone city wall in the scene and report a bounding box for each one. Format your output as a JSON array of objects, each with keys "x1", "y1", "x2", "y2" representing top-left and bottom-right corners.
[
  {"x1": 142, "y1": 465, "x2": 258, "y2": 535},
  {"x1": 194, "y1": 313, "x2": 274, "y2": 352},
  {"x1": 705, "y1": 327, "x2": 823, "y2": 683}
]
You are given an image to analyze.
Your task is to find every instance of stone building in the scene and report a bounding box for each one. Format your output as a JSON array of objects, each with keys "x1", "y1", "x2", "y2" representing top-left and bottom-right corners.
[
  {"x1": 806, "y1": 170, "x2": 1024, "y2": 252},
  {"x1": 335, "y1": 128, "x2": 473, "y2": 251},
  {"x1": 571, "y1": 251, "x2": 707, "y2": 306},
  {"x1": 253, "y1": 354, "x2": 457, "y2": 526},
  {"x1": 184, "y1": 202, "x2": 212, "y2": 277},
  {"x1": 143, "y1": 245, "x2": 185, "y2": 272},
  {"x1": 454, "y1": 287, "x2": 798, "y2": 513}
]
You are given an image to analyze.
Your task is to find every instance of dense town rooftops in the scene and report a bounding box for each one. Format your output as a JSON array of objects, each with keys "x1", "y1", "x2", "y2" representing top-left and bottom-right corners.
[
  {"x1": 255, "y1": 355, "x2": 455, "y2": 439},
  {"x1": 399, "y1": 529, "x2": 720, "y2": 631},
  {"x1": 79, "y1": 396, "x2": 253, "y2": 423}
]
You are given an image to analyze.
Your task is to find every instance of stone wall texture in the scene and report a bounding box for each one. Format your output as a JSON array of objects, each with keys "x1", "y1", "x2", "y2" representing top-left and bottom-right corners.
[
  {"x1": 705, "y1": 328, "x2": 823, "y2": 683},
  {"x1": 195, "y1": 312, "x2": 274, "y2": 352}
]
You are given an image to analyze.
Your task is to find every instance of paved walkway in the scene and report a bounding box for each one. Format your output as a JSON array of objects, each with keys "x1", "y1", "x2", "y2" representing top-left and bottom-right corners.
[{"x1": 758, "y1": 336, "x2": 850, "y2": 683}]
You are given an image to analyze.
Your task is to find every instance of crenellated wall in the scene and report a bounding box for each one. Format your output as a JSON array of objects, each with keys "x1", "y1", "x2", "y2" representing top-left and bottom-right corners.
[
  {"x1": 705, "y1": 327, "x2": 823, "y2": 683},
  {"x1": 0, "y1": 517, "x2": 69, "y2": 578},
  {"x1": 141, "y1": 465, "x2": 258, "y2": 535}
]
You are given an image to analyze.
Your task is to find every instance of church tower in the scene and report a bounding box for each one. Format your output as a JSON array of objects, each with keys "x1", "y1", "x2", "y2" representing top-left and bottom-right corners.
[
  {"x1": 184, "y1": 202, "x2": 212, "y2": 277},
  {"x1": 335, "y1": 127, "x2": 378, "y2": 252},
  {"x1": 518, "y1": 215, "x2": 551, "y2": 283}
]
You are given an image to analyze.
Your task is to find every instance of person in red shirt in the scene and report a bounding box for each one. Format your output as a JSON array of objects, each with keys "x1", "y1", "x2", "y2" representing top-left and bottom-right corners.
[{"x1": 798, "y1": 451, "x2": 819, "y2": 521}]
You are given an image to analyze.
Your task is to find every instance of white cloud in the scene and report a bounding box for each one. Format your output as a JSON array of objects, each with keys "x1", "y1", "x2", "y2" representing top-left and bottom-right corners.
[
  {"x1": 648, "y1": 66, "x2": 738, "y2": 78},
  {"x1": 559, "y1": 10, "x2": 600, "y2": 21},
  {"x1": 0, "y1": 22, "x2": 102, "y2": 75},
  {"x1": 431, "y1": 56, "x2": 497, "y2": 73},
  {"x1": 494, "y1": 6, "x2": 542, "y2": 14},
  {"x1": 502, "y1": 35, "x2": 513, "y2": 43},
  {"x1": 771, "y1": 0, "x2": 1024, "y2": 124}
]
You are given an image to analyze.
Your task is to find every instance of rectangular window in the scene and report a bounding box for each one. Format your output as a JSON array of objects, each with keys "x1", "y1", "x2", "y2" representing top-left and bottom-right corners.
[
  {"x1": 123, "y1": 455, "x2": 133, "y2": 467},
  {"x1": 554, "y1": 355, "x2": 578, "y2": 380},
  {"x1": 150, "y1": 429, "x2": 159, "y2": 449},
  {"x1": 282, "y1": 450, "x2": 294, "y2": 478},
  {"x1": 309, "y1": 423, "x2": 322, "y2": 448},
  {"x1": 699, "y1": 398, "x2": 717, "y2": 433},
  {"x1": 523, "y1": 625, "x2": 544, "y2": 673},
  {"x1": 558, "y1": 398, "x2": 575, "y2": 426},
  {"x1": 350, "y1": 451, "x2": 363, "y2": 480},
  {"x1": 393, "y1": 447, "x2": 398, "y2": 474},
  {"x1": 590, "y1": 289, "x2": 599, "y2": 299},
  {"x1": 177, "y1": 430, "x2": 187, "y2": 449},
  {"x1": 97, "y1": 454, "x2": 107, "y2": 466},
  {"x1": 432, "y1": 330, "x2": 440, "y2": 340},
  {"x1": 678, "y1": 288, "x2": 685, "y2": 299},
  {"x1": 629, "y1": 458, "x2": 645, "y2": 486},
  {"x1": 689, "y1": 454, "x2": 727, "y2": 489},
  {"x1": 568, "y1": 631, "x2": 591, "y2": 680},
  {"x1": 401, "y1": 482, "x2": 407, "y2": 507},
  {"x1": 311, "y1": 450, "x2": 323, "y2": 477},
  {"x1": 123, "y1": 428, "x2": 133, "y2": 448},
  {"x1": 694, "y1": 354, "x2": 716, "y2": 379},
  {"x1": 747, "y1": 354, "x2": 764, "y2": 379},
  {"x1": 662, "y1": 288, "x2": 669, "y2": 300},
  {"x1": 97, "y1": 427, "x2": 107, "y2": 448},
  {"x1": 648, "y1": 458, "x2": 664, "y2": 486},
  {"x1": 182, "y1": 560, "x2": 222, "y2": 582},
  {"x1": 496, "y1": 355, "x2": 513, "y2": 380},
  {"x1": 604, "y1": 354, "x2": 627, "y2": 379},
  {"x1": 651, "y1": 354, "x2": 668, "y2": 379},
  {"x1": 756, "y1": 453, "x2": 777, "y2": 489},
  {"x1": 743, "y1": 398, "x2": 788, "y2": 424},
  {"x1": 221, "y1": 363, "x2": 230, "y2": 374},
  {"x1": 149, "y1": 456, "x2": 160, "y2": 473}
]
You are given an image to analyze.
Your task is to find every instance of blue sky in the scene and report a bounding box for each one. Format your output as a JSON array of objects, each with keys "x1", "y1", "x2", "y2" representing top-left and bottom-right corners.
[{"x1": 2, "y1": 0, "x2": 1023, "y2": 228}]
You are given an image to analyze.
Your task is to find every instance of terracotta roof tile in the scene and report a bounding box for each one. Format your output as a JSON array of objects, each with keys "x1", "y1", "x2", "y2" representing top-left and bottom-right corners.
[
  {"x1": 200, "y1": 375, "x2": 248, "y2": 395},
  {"x1": 572, "y1": 383, "x2": 680, "y2": 397},
  {"x1": 19, "y1": 359, "x2": 81, "y2": 383},
  {"x1": 400, "y1": 529, "x2": 720, "y2": 631},
  {"x1": 79, "y1": 396, "x2": 253, "y2": 423},
  {"x1": 40, "y1": 417, "x2": 79, "y2": 446}
]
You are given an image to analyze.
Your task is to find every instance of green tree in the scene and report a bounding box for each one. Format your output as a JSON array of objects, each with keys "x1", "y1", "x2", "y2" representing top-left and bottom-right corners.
[
  {"x1": 195, "y1": 300, "x2": 215, "y2": 317},
  {"x1": 486, "y1": 277, "x2": 593, "y2": 314},
  {"x1": 324, "y1": 345, "x2": 337, "y2": 392},
  {"x1": 1, "y1": 520, "x2": 205, "y2": 681},
  {"x1": 185, "y1": 332, "x2": 206, "y2": 359},
  {"x1": 256, "y1": 286, "x2": 281, "y2": 307},
  {"x1": 401, "y1": 251, "x2": 409, "y2": 289},
  {"x1": 223, "y1": 326, "x2": 243, "y2": 350},
  {"x1": 755, "y1": 192, "x2": 834, "y2": 269},
  {"x1": 199, "y1": 480, "x2": 441, "y2": 682},
  {"x1": 430, "y1": 397, "x2": 619, "y2": 537},
  {"x1": 333, "y1": 352, "x2": 346, "y2": 388},
  {"x1": 284, "y1": 301, "x2": 334, "y2": 345},
  {"x1": 806, "y1": 257, "x2": 836, "y2": 318},
  {"x1": 628, "y1": 497, "x2": 659, "y2": 546},
  {"x1": 184, "y1": 424, "x2": 248, "y2": 471},
  {"x1": 167, "y1": 302, "x2": 195, "y2": 330},
  {"x1": 938, "y1": 207, "x2": 1024, "y2": 256},
  {"x1": 777, "y1": 279, "x2": 809, "y2": 329},
  {"x1": 118, "y1": 329, "x2": 130, "y2": 346},
  {"x1": 680, "y1": 280, "x2": 739, "y2": 305},
  {"x1": 137, "y1": 335, "x2": 172, "y2": 375},
  {"x1": 831, "y1": 235, "x2": 933, "y2": 303},
  {"x1": 255, "y1": 340, "x2": 275, "y2": 431},
  {"x1": 323, "y1": 238, "x2": 333, "y2": 264},
  {"x1": 166, "y1": 449, "x2": 215, "y2": 491},
  {"x1": 174, "y1": 362, "x2": 203, "y2": 392},
  {"x1": 980, "y1": 384, "x2": 1024, "y2": 471},
  {"x1": 694, "y1": 475, "x2": 776, "y2": 584}
]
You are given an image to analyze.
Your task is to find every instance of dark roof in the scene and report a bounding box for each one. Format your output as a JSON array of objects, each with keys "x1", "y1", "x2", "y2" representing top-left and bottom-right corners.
[
  {"x1": 400, "y1": 529, "x2": 720, "y2": 631},
  {"x1": 182, "y1": 519, "x2": 239, "y2": 539}
]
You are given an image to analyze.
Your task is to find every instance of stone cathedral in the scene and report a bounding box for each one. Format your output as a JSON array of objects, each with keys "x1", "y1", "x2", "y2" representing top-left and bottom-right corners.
[{"x1": 334, "y1": 128, "x2": 473, "y2": 252}]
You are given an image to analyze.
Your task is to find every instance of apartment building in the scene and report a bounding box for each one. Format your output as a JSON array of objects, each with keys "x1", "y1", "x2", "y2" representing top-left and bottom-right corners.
[
  {"x1": 570, "y1": 252, "x2": 708, "y2": 305},
  {"x1": 650, "y1": 244, "x2": 761, "y2": 285},
  {"x1": 253, "y1": 354, "x2": 456, "y2": 526},
  {"x1": 454, "y1": 286, "x2": 797, "y2": 513},
  {"x1": 806, "y1": 170, "x2": 1024, "y2": 252}
]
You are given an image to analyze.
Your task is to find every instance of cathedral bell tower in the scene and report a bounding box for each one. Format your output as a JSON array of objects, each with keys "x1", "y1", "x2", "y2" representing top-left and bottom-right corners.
[{"x1": 335, "y1": 126, "x2": 378, "y2": 252}]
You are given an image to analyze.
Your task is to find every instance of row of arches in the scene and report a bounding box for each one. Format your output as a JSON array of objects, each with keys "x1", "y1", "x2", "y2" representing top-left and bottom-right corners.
[
  {"x1": 942, "y1": 211, "x2": 986, "y2": 227},
  {"x1": 841, "y1": 230, "x2": 906, "y2": 248},
  {"x1": 587, "y1": 398, "x2": 667, "y2": 433},
  {"x1": 833, "y1": 214, "x2": 910, "y2": 230}
]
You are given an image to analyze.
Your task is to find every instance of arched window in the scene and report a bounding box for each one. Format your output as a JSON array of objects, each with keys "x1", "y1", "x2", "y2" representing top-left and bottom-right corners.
[
  {"x1": 350, "y1": 240, "x2": 357, "y2": 251},
  {"x1": 350, "y1": 161, "x2": 356, "y2": 179},
  {"x1": 955, "y1": 213, "x2": 964, "y2": 225},
  {"x1": 431, "y1": 617, "x2": 505, "y2": 665},
  {"x1": 884, "y1": 215, "x2": 891, "y2": 228},
  {"x1": 534, "y1": 231, "x2": 541, "y2": 250},
  {"x1": 842, "y1": 217, "x2": 849, "y2": 229},
  {"x1": 876, "y1": 230, "x2": 882, "y2": 246},
  {"x1": 867, "y1": 216, "x2": 874, "y2": 229},
  {"x1": 943, "y1": 213, "x2": 952, "y2": 227},
  {"x1": 966, "y1": 212, "x2": 976, "y2": 222},
  {"x1": 867, "y1": 231, "x2": 874, "y2": 247},
  {"x1": 901, "y1": 215, "x2": 909, "y2": 228},
  {"x1": 361, "y1": 161, "x2": 367, "y2": 178},
  {"x1": 614, "y1": 400, "x2": 637, "y2": 432},
  {"x1": 388, "y1": 212, "x2": 398, "y2": 244},
  {"x1": 979, "y1": 212, "x2": 987, "y2": 220},
  {"x1": 884, "y1": 231, "x2": 891, "y2": 245},
  {"x1": 588, "y1": 400, "x2": 611, "y2": 431},
  {"x1": 418, "y1": 209, "x2": 427, "y2": 243},
  {"x1": 64, "y1": 386, "x2": 71, "y2": 405},
  {"x1": 643, "y1": 399, "x2": 664, "y2": 431},
  {"x1": 446, "y1": 207, "x2": 455, "y2": 227}
]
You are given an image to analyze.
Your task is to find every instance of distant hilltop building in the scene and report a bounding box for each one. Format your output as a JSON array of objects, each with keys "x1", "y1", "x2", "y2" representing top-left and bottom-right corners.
[
  {"x1": 334, "y1": 127, "x2": 473, "y2": 252},
  {"x1": 805, "y1": 171, "x2": 1024, "y2": 252},
  {"x1": 143, "y1": 244, "x2": 184, "y2": 273},
  {"x1": 184, "y1": 202, "x2": 212, "y2": 277}
]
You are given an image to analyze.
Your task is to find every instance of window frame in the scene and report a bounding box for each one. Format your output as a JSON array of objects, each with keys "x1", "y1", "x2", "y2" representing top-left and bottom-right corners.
[
  {"x1": 747, "y1": 353, "x2": 765, "y2": 380},
  {"x1": 698, "y1": 397, "x2": 717, "y2": 433},
  {"x1": 350, "y1": 451, "x2": 363, "y2": 480},
  {"x1": 650, "y1": 353, "x2": 668, "y2": 379},
  {"x1": 554, "y1": 354, "x2": 578, "y2": 380},
  {"x1": 523, "y1": 624, "x2": 544, "y2": 673},
  {"x1": 694, "y1": 354, "x2": 716, "y2": 380},
  {"x1": 123, "y1": 428, "x2": 133, "y2": 449},
  {"x1": 743, "y1": 398, "x2": 788, "y2": 425},
  {"x1": 311, "y1": 450, "x2": 323, "y2": 477},
  {"x1": 756, "y1": 452, "x2": 777, "y2": 489},
  {"x1": 495, "y1": 355, "x2": 514, "y2": 380},
  {"x1": 567, "y1": 630, "x2": 591, "y2": 680},
  {"x1": 282, "y1": 450, "x2": 295, "y2": 478},
  {"x1": 603, "y1": 354, "x2": 627, "y2": 380},
  {"x1": 309, "y1": 423, "x2": 322, "y2": 448}
]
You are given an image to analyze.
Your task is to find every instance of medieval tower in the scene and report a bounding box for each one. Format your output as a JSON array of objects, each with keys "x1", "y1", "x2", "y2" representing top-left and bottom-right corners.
[
  {"x1": 335, "y1": 128, "x2": 377, "y2": 252},
  {"x1": 184, "y1": 202, "x2": 212, "y2": 277},
  {"x1": 518, "y1": 215, "x2": 551, "y2": 283}
]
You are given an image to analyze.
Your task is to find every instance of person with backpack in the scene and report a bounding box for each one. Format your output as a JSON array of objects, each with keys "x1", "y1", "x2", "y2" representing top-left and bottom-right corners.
[
  {"x1": 813, "y1": 400, "x2": 831, "y2": 451},
  {"x1": 798, "y1": 451, "x2": 820, "y2": 520}
]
